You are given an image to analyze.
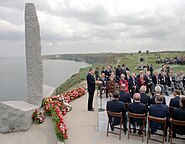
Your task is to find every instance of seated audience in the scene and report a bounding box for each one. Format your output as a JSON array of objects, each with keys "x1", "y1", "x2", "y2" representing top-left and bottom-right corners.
[
  {"x1": 119, "y1": 84, "x2": 131, "y2": 104},
  {"x1": 149, "y1": 95, "x2": 169, "y2": 134},
  {"x1": 128, "y1": 73, "x2": 139, "y2": 98},
  {"x1": 158, "y1": 70, "x2": 169, "y2": 96},
  {"x1": 140, "y1": 86, "x2": 151, "y2": 110},
  {"x1": 128, "y1": 93, "x2": 147, "y2": 134},
  {"x1": 107, "y1": 76, "x2": 116, "y2": 96},
  {"x1": 171, "y1": 97, "x2": 185, "y2": 137},
  {"x1": 106, "y1": 91, "x2": 127, "y2": 131},
  {"x1": 169, "y1": 90, "x2": 181, "y2": 108},
  {"x1": 144, "y1": 71, "x2": 154, "y2": 95},
  {"x1": 150, "y1": 85, "x2": 166, "y2": 105},
  {"x1": 152, "y1": 70, "x2": 159, "y2": 87},
  {"x1": 138, "y1": 74, "x2": 146, "y2": 88},
  {"x1": 167, "y1": 70, "x2": 175, "y2": 92},
  {"x1": 119, "y1": 74, "x2": 129, "y2": 92}
]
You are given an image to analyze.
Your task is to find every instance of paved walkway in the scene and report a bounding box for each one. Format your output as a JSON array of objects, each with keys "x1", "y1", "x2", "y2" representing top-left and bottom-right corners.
[{"x1": 0, "y1": 116, "x2": 57, "y2": 144}]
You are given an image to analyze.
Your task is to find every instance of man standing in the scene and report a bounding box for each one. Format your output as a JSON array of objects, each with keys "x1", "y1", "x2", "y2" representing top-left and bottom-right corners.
[{"x1": 86, "y1": 68, "x2": 96, "y2": 111}]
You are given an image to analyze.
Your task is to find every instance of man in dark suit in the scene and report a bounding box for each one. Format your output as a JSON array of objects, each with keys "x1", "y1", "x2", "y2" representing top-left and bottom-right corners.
[
  {"x1": 169, "y1": 90, "x2": 181, "y2": 108},
  {"x1": 149, "y1": 64, "x2": 153, "y2": 76},
  {"x1": 152, "y1": 70, "x2": 159, "y2": 86},
  {"x1": 116, "y1": 65, "x2": 121, "y2": 82},
  {"x1": 149, "y1": 95, "x2": 169, "y2": 134},
  {"x1": 158, "y1": 70, "x2": 169, "y2": 96},
  {"x1": 171, "y1": 97, "x2": 185, "y2": 137},
  {"x1": 105, "y1": 66, "x2": 111, "y2": 79},
  {"x1": 128, "y1": 93, "x2": 147, "y2": 134},
  {"x1": 167, "y1": 71, "x2": 175, "y2": 92},
  {"x1": 144, "y1": 71, "x2": 154, "y2": 95},
  {"x1": 119, "y1": 84, "x2": 131, "y2": 104},
  {"x1": 140, "y1": 86, "x2": 151, "y2": 110},
  {"x1": 128, "y1": 73, "x2": 139, "y2": 98},
  {"x1": 86, "y1": 68, "x2": 96, "y2": 111},
  {"x1": 107, "y1": 91, "x2": 127, "y2": 131}
]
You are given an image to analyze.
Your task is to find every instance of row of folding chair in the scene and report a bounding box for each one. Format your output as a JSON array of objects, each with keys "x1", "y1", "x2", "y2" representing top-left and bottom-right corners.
[{"x1": 107, "y1": 111, "x2": 185, "y2": 144}]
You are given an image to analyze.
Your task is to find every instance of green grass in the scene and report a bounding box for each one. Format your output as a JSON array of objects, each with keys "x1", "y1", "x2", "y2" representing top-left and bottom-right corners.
[
  {"x1": 115, "y1": 52, "x2": 185, "y2": 74},
  {"x1": 54, "y1": 63, "x2": 103, "y2": 95}
]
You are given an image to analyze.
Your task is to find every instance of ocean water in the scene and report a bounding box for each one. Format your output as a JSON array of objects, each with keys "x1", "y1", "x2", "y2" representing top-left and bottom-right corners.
[{"x1": 0, "y1": 57, "x2": 90, "y2": 101}]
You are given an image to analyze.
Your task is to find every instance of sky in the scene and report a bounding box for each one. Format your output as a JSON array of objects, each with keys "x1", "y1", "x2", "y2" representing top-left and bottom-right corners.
[{"x1": 0, "y1": 0, "x2": 185, "y2": 57}]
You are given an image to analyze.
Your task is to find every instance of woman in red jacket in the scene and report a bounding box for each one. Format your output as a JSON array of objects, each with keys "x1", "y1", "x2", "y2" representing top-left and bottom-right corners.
[
  {"x1": 138, "y1": 74, "x2": 146, "y2": 88},
  {"x1": 119, "y1": 74, "x2": 129, "y2": 92}
]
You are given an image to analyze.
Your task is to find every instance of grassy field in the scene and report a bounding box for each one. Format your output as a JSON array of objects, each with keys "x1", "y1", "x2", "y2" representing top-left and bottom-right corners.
[
  {"x1": 117, "y1": 52, "x2": 185, "y2": 73},
  {"x1": 52, "y1": 51, "x2": 185, "y2": 95}
]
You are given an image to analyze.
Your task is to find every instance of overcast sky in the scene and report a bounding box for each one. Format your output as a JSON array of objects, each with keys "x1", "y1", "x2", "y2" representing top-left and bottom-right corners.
[{"x1": 0, "y1": 0, "x2": 185, "y2": 57}]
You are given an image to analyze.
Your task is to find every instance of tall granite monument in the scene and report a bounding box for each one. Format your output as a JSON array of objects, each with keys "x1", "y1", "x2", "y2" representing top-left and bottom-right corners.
[
  {"x1": 0, "y1": 3, "x2": 42, "y2": 133},
  {"x1": 25, "y1": 3, "x2": 43, "y2": 105}
]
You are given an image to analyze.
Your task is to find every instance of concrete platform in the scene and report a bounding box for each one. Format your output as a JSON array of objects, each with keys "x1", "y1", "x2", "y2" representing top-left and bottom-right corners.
[
  {"x1": 0, "y1": 101, "x2": 38, "y2": 133},
  {"x1": 96, "y1": 92, "x2": 185, "y2": 144}
]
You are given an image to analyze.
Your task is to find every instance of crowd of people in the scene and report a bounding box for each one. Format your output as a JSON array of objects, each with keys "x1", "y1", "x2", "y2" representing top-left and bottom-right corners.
[
  {"x1": 96, "y1": 64, "x2": 185, "y2": 98},
  {"x1": 156, "y1": 56, "x2": 185, "y2": 65},
  {"x1": 92, "y1": 64, "x2": 185, "y2": 139}
]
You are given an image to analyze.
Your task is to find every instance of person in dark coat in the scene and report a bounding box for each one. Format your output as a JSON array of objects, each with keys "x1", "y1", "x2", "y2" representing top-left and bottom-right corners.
[
  {"x1": 169, "y1": 90, "x2": 181, "y2": 108},
  {"x1": 171, "y1": 97, "x2": 185, "y2": 137},
  {"x1": 107, "y1": 91, "x2": 127, "y2": 131},
  {"x1": 105, "y1": 66, "x2": 111, "y2": 79},
  {"x1": 119, "y1": 84, "x2": 131, "y2": 104},
  {"x1": 149, "y1": 95, "x2": 169, "y2": 134},
  {"x1": 116, "y1": 65, "x2": 121, "y2": 82},
  {"x1": 158, "y1": 70, "x2": 169, "y2": 96},
  {"x1": 128, "y1": 93, "x2": 147, "y2": 134},
  {"x1": 86, "y1": 68, "x2": 96, "y2": 111},
  {"x1": 167, "y1": 70, "x2": 175, "y2": 92},
  {"x1": 152, "y1": 70, "x2": 159, "y2": 87},
  {"x1": 140, "y1": 86, "x2": 151, "y2": 110},
  {"x1": 95, "y1": 67, "x2": 100, "y2": 80},
  {"x1": 144, "y1": 71, "x2": 154, "y2": 95},
  {"x1": 149, "y1": 64, "x2": 153, "y2": 76},
  {"x1": 150, "y1": 85, "x2": 166, "y2": 105}
]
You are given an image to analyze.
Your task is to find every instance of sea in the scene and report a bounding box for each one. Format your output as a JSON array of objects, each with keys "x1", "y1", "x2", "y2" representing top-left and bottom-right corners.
[{"x1": 0, "y1": 57, "x2": 90, "y2": 101}]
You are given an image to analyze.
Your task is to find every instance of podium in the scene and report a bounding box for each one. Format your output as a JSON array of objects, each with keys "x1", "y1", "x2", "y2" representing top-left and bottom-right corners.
[{"x1": 96, "y1": 81, "x2": 105, "y2": 112}]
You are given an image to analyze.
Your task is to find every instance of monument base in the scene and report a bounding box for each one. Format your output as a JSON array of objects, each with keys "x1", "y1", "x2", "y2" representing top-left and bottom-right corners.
[{"x1": 0, "y1": 101, "x2": 39, "y2": 133}]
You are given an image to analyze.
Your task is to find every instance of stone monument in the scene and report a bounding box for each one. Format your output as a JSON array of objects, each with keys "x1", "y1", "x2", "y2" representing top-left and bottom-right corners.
[
  {"x1": 0, "y1": 3, "x2": 42, "y2": 133},
  {"x1": 25, "y1": 3, "x2": 43, "y2": 105}
]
